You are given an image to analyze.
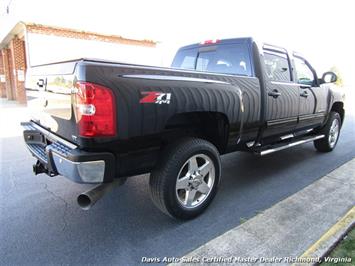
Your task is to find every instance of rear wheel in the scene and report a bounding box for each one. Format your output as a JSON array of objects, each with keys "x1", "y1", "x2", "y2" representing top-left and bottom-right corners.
[
  {"x1": 149, "y1": 138, "x2": 221, "y2": 220},
  {"x1": 314, "y1": 111, "x2": 341, "y2": 152}
]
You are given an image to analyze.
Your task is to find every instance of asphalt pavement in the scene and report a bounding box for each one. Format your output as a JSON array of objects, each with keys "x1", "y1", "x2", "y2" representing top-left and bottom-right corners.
[{"x1": 1, "y1": 98, "x2": 354, "y2": 265}]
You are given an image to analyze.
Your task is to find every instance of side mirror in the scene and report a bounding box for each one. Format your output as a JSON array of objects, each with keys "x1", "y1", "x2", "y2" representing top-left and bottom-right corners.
[{"x1": 322, "y1": 71, "x2": 337, "y2": 83}]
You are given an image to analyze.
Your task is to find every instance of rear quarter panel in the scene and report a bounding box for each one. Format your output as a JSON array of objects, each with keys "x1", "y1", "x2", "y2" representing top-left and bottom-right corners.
[{"x1": 78, "y1": 62, "x2": 261, "y2": 144}]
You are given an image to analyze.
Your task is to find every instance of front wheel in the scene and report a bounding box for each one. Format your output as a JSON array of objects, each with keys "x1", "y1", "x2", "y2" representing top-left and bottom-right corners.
[
  {"x1": 314, "y1": 111, "x2": 341, "y2": 152},
  {"x1": 149, "y1": 138, "x2": 221, "y2": 220}
]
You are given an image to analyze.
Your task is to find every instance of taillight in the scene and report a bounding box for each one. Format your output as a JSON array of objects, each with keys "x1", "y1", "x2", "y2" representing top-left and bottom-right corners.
[
  {"x1": 75, "y1": 82, "x2": 116, "y2": 137},
  {"x1": 200, "y1": 39, "x2": 220, "y2": 45}
]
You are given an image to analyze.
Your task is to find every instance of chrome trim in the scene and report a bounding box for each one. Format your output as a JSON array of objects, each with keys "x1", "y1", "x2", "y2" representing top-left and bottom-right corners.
[
  {"x1": 246, "y1": 141, "x2": 261, "y2": 148},
  {"x1": 267, "y1": 117, "x2": 298, "y2": 126},
  {"x1": 23, "y1": 121, "x2": 107, "y2": 183},
  {"x1": 260, "y1": 135, "x2": 325, "y2": 156},
  {"x1": 53, "y1": 152, "x2": 80, "y2": 165},
  {"x1": 121, "y1": 74, "x2": 230, "y2": 84},
  {"x1": 271, "y1": 81, "x2": 299, "y2": 86},
  {"x1": 52, "y1": 152, "x2": 105, "y2": 183},
  {"x1": 293, "y1": 51, "x2": 305, "y2": 59},
  {"x1": 246, "y1": 141, "x2": 255, "y2": 148},
  {"x1": 280, "y1": 134, "x2": 294, "y2": 140},
  {"x1": 107, "y1": 63, "x2": 257, "y2": 79},
  {"x1": 28, "y1": 122, "x2": 77, "y2": 149},
  {"x1": 175, "y1": 154, "x2": 215, "y2": 209},
  {"x1": 263, "y1": 43, "x2": 288, "y2": 54},
  {"x1": 298, "y1": 113, "x2": 325, "y2": 121}
]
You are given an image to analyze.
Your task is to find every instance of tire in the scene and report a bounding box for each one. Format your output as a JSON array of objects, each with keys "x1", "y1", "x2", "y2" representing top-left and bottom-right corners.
[
  {"x1": 149, "y1": 138, "x2": 221, "y2": 220},
  {"x1": 314, "y1": 111, "x2": 341, "y2": 152}
]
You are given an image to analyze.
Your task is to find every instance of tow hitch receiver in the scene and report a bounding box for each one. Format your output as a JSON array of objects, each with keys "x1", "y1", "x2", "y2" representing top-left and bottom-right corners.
[
  {"x1": 33, "y1": 160, "x2": 46, "y2": 175},
  {"x1": 32, "y1": 160, "x2": 57, "y2": 176}
]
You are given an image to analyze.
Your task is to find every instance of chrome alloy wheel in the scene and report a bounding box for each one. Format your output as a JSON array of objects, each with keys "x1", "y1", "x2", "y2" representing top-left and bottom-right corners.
[
  {"x1": 175, "y1": 154, "x2": 215, "y2": 208},
  {"x1": 328, "y1": 119, "x2": 340, "y2": 148}
]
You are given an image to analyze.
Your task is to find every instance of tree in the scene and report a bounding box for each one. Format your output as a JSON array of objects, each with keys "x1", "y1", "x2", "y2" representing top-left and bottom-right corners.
[{"x1": 329, "y1": 66, "x2": 344, "y2": 87}]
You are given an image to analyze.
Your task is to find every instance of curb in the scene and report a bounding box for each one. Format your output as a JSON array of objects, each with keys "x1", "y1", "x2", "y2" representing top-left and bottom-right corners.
[
  {"x1": 170, "y1": 158, "x2": 355, "y2": 266},
  {"x1": 293, "y1": 206, "x2": 355, "y2": 266}
]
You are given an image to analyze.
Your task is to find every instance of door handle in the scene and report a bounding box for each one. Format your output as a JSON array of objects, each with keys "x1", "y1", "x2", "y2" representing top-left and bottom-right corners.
[
  {"x1": 300, "y1": 85, "x2": 311, "y2": 89},
  {"x1": 300, "y1": 91, "x2": 309, "y2": 98},
  {"x1": 268, "y1": 89, "x2": 281, "y2": 98},
  {"x1": 37, "y1": 79, "x2": 45, "y2": 88}
]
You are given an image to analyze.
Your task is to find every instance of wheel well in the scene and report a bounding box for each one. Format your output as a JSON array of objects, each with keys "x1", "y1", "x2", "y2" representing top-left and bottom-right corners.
[
  {"x1": 331, "y1": 102, "x2": 345, "y2": 125},
  {"x1": 164, "y1": 112, "x2": 230, "y2": 153}
]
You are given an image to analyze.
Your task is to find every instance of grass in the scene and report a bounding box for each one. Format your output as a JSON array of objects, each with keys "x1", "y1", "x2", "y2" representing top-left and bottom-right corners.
[{"x1": 321, "y1": 227, "x2": 355, "y2": 265}]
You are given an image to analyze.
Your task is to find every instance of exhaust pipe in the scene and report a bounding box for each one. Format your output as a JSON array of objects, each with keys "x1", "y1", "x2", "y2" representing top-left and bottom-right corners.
[{"x1": 77, "y1": 178, "x2": 127, "y2": 210}]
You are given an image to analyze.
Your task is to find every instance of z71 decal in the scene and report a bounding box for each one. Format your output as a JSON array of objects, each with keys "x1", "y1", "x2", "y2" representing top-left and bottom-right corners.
[{"x1": 140, "y1": 92, "x2": 171, "y2": 104}]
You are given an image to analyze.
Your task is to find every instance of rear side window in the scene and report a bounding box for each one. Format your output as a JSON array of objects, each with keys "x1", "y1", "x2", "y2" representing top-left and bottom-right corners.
[
  {"x1": 263, "y1": 52, "x2": 291, "y2": 82},
  {"x1": 172, "y1": 44, "x2": 252, "y2": 76}
]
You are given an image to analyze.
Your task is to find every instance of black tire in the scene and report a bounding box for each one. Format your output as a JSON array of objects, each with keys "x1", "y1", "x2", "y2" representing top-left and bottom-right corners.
[
  {"x1": 314, "y1": 111, "x2": 341, "y2": 152},
  {"x1": 149, "y1": 138, "x2": 221, "y2": 220}
]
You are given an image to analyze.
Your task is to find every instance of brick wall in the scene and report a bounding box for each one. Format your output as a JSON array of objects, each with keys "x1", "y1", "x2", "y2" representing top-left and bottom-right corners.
[
  {"x1": 0, "y1": 23, "x2": 157, "y2": 104},
  {"x1": 0, "y1": 37, "x2": 27, "y2": 103},
  {"x1": 0, "y1": 52, "x2": 6, "y2": 98},
  {"x1": 9, "y1": 37, "x2": 27, "y2": 103},
  {"x1": 26, "y1": 24, "x2": 156, "y2": 47},
  {"x1": 0, "y1": 49, "x2": 15, "y2": 100}
]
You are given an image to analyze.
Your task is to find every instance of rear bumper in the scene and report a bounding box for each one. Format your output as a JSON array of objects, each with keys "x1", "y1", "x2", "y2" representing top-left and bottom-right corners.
[{"x1": 21, "y1": 121, "x2": 115, "y2": 184}]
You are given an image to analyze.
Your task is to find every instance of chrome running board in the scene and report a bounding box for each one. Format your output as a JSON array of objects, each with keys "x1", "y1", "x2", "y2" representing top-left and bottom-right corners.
[
  {"x1": 280, "y1": 133, "x2": 294, "y2": 140},
  {"x1": 259, "y1": 135, "x2": 325, "y2": 156},
  {"x1": 246, "y1": 141, "x2": 261, "y2": 148}
]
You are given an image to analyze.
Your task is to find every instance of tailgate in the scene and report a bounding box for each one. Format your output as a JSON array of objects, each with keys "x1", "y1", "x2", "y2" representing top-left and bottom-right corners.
[{"x1": 25, "y1": 61, "x2": 78, "y2": 142}]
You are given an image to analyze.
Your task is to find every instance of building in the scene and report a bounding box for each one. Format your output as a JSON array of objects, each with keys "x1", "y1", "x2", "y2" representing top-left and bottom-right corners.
[{"x1": 0, "y1": 22, "x2": 158, "y2": 104}]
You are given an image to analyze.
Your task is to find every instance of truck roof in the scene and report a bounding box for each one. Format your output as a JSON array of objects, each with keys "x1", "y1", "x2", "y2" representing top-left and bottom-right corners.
[{"x1": 177, "y1": 37, "x2": 254, "y2": 50}]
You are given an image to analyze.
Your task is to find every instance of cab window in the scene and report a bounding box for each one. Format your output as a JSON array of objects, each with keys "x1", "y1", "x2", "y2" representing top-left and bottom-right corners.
[
  {"x1": 294, "y1": 57, "x2": 315, "y2": 86},
  {"x1": 172, "y1": 43, "x2": 253, "y2": 76},
  {"x1": 263, "y1": 51, "x2": 291, "y2": 82}
]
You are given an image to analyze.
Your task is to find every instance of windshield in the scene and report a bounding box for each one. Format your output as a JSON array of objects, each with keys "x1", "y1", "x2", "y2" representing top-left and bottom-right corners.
[{"x1": 171, "y1": 43, "x2": 252, "y2": 76}]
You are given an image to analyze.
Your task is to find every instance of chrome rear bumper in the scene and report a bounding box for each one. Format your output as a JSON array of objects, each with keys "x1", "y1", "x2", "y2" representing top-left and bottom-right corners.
[{"x1": 22, "y1": 121, "x2": 115, "y2": 183}]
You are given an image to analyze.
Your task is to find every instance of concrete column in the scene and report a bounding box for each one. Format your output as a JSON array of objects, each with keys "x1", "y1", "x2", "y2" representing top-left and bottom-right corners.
[
  {"x1": 9, "y1": 36, "x2": 27, "y2": 104},
  {"x1": 1, "y1": 49, "x2": 15, "y2": 100},
  {"x1": 0, "y1": 51, "x2": 7, "y2": 98}
]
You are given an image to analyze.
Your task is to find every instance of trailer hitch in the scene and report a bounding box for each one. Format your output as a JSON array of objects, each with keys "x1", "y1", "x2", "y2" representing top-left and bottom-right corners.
[
  {"x1": 33, "y1": 160, "x2": 47, "y2": 175},
  {"x1": 33, "y1": 160, "x2": 57, "y2": 176}
]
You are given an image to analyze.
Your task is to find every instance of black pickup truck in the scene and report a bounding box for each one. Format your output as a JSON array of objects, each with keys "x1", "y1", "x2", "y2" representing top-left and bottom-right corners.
[{"x1": 22, "y1": 37, "x2": 345, "y2": 219}]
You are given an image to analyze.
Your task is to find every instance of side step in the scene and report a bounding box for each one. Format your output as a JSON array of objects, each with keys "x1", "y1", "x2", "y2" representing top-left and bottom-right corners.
[{"x1": 256, "y1": 135, "x2": 325, "y2": 156}]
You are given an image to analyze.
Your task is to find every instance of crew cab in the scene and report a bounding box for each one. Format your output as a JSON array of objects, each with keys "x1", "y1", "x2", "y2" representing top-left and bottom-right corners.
[{"x1": 22, "y1": 37, "x2": 345, "y2": 219}]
